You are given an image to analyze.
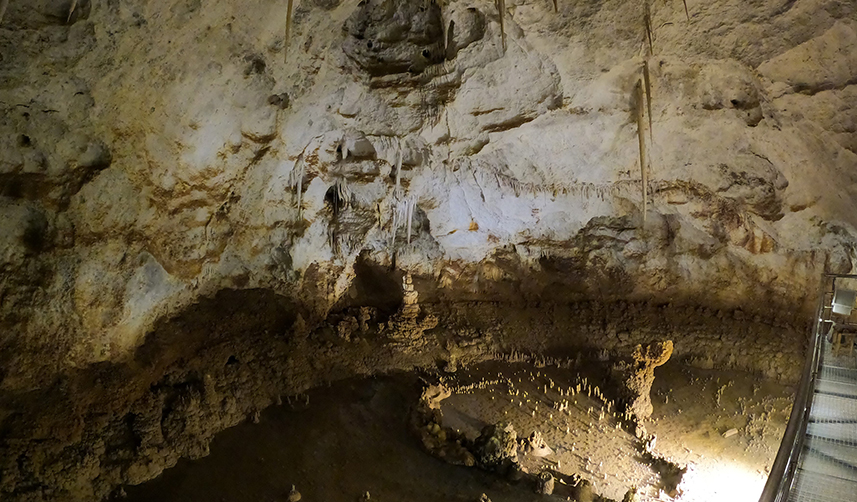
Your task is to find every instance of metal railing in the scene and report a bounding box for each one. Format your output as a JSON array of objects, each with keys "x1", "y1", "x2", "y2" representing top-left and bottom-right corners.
[{"x1": 758, "y1": 273, "x2": 853, "y2": 502}]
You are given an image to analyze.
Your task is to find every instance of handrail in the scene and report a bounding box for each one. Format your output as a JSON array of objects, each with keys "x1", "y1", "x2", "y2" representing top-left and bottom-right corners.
[
  {"x1": 820, "y1": 273, "x2": 857, "y2": 279},
  {"x1": 758, "y1": 274, "x2": 829, "y2": 502}
]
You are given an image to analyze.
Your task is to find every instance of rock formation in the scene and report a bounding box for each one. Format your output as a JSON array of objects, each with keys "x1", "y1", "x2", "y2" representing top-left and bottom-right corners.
[
  {"x1": 384, "y1": 273, "x2": 439, "y2": 344},
  {"x1": 576, "y1": 479, "x2": 594, "y2": 502},
  {"x1": 472, "y1": 422, "x2": 519, "y2": 471},
  {"x1": 412, "y1": 381, "x2": 476, "y2": 466},
  {"x1": 420, "y1": 382, "x2": 452, "y2": 410},
  {"x1": 614, "y1": 340, "x2": 674, "y2": 420},
  {"x1": 522, "y1": 430, "x2": 554, "y2": 458},
  {"x1": 0, "y1": 0, "x2": 856, "y2": 499},
  {"x1": 536, "y1": 471, "x2": 555, "y2": 495}
]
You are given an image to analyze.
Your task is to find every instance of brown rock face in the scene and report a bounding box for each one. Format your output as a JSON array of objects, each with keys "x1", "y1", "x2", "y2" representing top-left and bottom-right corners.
[
  {"x1": 1, "y1": 0, "x2": 856, "y2": 499},
  {"x1": 342, "y1": 0, "x2": 445, "y2": 76},
  {"x1": 384, "y1": 274, "x2": 439, "y2": 344},
  {"x1": 472, "y1": 422, "x2": 519, "y2": 471},
  {"x1": 614, "y1": 340, "x2": 675, "y2": 420}
]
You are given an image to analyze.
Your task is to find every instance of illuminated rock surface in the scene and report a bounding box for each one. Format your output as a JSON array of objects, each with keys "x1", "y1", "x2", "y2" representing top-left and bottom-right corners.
[{"x1": 0, "y1": 0, "x2": 855, "y2": 500}]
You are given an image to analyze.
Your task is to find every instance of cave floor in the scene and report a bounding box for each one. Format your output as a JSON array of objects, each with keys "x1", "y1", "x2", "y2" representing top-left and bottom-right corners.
[
  {"x1": 646, "y1": 364, "x2": 793, "y2": 501},
  {"x1": 118, "y1": 361, "x2": 794, "y2": 502}
]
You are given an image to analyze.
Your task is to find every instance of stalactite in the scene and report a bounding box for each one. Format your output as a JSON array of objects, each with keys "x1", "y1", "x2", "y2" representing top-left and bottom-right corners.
[
  {"x1": 284, "y1": 0, "x2": 294, "y2": 63},
  {"x1": 634, "y1": 80, "x2": 649, "y2": 222},
  {"x1": 422, "y1": 60, "x2": 457, "y2": 82},
  {"x1": 339, "y1": 137, "x2": 348, "y2": 162},
  {"x1": 643, "y1": 59, "x2": 653, "y2": 142},
  {"x1": 497, "y1": 0, "x2": 506, "y2": 52},
  {"x1": 332, "y1": 178, "x2": 351, "y2": 217},
  {"x1": 470, "y1": 159, "x2": 637, "y2": 202},
  {"x1": 394, "y1": 140, "x2": 403, "y2": 197},
  {"x1": 390, "y1": 202, "x2": 399, "y2": 249},
  {"x1": 389, "y1": 194, "x2": 417, "y2": 249},
  {"x1": 67, "y1": 0, "x2": 78, "y2": 23},
  {"x1": 290, "y1": 155, "x2": 306, "y2": 218},
  {"x1": 407, "y1": 196, "x2": 414, "y2": 245}
]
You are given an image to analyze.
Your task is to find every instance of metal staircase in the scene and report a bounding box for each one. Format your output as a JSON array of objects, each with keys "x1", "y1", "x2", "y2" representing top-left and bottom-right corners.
[{"x1": 760, "y1": 274, "x2": 857, "y2": 502}]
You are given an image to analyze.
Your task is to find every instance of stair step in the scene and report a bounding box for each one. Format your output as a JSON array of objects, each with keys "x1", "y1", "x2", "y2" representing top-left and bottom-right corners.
[
  {"x1": 789, "y1": 468, "x2": 857, "y2": 502},
  {"x1": 815, "y1": 386, "x2": 857, "y2": 400},
  {"x1": 808, "y1": 393, "x2": 857, "y2": 422},
  {"x1": 798, "y1": 451, "x2": 857, "y2": 484},
  {"x1": 804, "y1": 436, "x2": 857, "y2": 468},
  {"x1": 807, "y1": 423, "x2": 857, "y2": 446}
]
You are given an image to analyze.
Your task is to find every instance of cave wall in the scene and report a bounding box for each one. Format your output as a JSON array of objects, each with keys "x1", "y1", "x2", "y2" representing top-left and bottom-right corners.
[
  {"x1": 1, "y1": 0, "x2": 857, "y2": 498},
  {"x1": 2, "y1": 0, "x2": 855, "y2": 392}
]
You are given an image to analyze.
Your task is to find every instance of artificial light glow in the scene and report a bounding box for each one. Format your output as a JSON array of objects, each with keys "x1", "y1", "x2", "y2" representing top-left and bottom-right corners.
[{"x1": 677, "y1": 461, "x2": 766, "y2": 502}]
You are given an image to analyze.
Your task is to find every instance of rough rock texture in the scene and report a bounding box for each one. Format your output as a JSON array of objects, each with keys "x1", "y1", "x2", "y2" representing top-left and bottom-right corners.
[
  {"x1": 576, "y1": 479, "x2": 594, "y2": 502},
  {"x1": 472, "y1": 422, "x2": 518, "y2": 471},
  {"x1": 343, "y1": 0, "x2": 446, "y2": 76},
  {"x1": 412, "y1": 381, "x2": 477, "y2": 467},
  {"x1": 536, "y1": 471, "x2": 555, "y2": 495},
  {"x1": 1, "y1": 0, "x2": 856, "y2": 500},
  {"x1": 613, "y1": 340, "x2": 674, "y2": 420},
  {"x1": 384, "y1": 273, "x2": 439, "y2": 343}
]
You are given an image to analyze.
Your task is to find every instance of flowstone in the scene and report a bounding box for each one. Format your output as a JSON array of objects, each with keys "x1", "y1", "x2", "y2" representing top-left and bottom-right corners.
[{"x1": 1, "y1": 0, "x2": 855, "y2": 498}]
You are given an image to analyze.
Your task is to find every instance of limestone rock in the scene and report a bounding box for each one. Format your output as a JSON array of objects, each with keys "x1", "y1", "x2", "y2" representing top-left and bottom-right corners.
[
  {"x1": 386, "y1": 274, "x2": 439, "y2": 344},
  {"x1": 576, "y1": 479, "x2": 594, "y2": 502},
  {"x1": 758, "y1": 20, "x2": 857, "y2": 94},
  {"x1": 522, "y1": 430, "x2": 553, "y2": 458},
  {"x1": 0, "y1": 0, "x2": 856, "y2": 499},
  {"x1": 614, "y1": 341, "x2": 674, "y2": 420},
  {"x1": 414, "y1": 419, "x2": 476, "y2": 468},
  {"x1": 535, "y1": 471, "x2": 554, "y2": 495},
  {"x1": 473, "y1": 422, "x2": 518, "y2": 471},
  {"x1": 420, "y1": 383, "x2": 452, "y2": 410},
  {"x1": 342, "y1": 0, "x2": 445, "y2": 76},
  {"x1": 506, "y1": 461, "x2": 526, "y2": 482},
  {"x1": 445, "y1": 6, "x2": 486, "y2": 59}
]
